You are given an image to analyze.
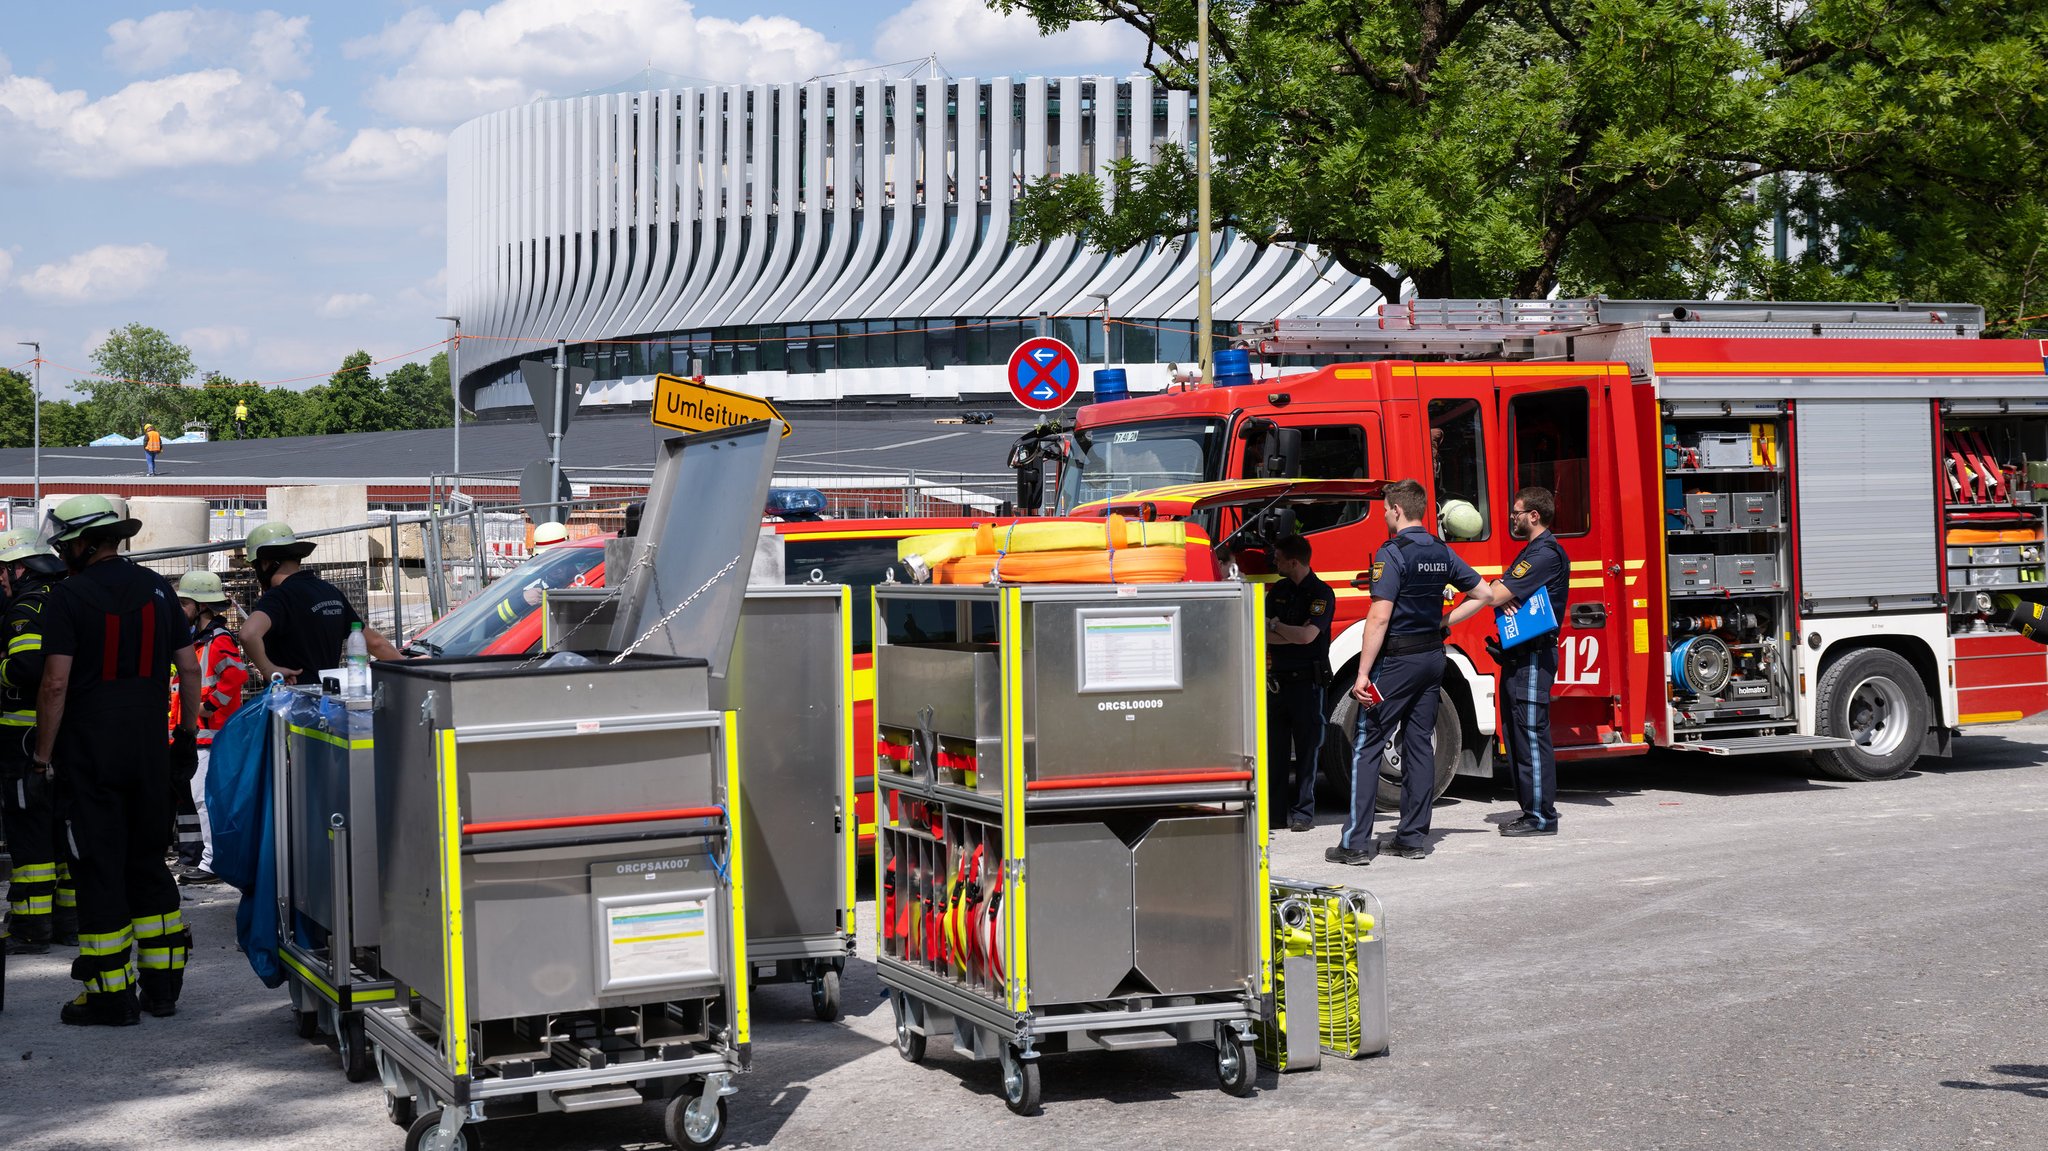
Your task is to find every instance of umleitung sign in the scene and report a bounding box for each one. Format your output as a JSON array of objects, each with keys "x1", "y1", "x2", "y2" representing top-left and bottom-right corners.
[{"x1": 651, "y1": 374, "x2": 792, "y2": 437}]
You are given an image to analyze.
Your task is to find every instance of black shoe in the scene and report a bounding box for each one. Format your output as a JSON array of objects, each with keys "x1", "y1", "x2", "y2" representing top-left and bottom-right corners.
[
  {"x1": 1324, "y1": 845, "x2": 1373, "y2": 866},
  {"x1": 5, "y1": 918, "x2": 52, "y2": 955},
  {"x1": 176, "y1": 866, "x2": 219, "y2": 886},
  {"x1": 1381, "y1": 841, "x2": 1427, "y2": 859},
  {"x1": 1499, "y1": 818, "x2": 1558, "y2": 837},
  {"x1": 1288, "y1": 818, "x2": 1314, "y2": 833},
  {"x1": 61, "y1": 991, "x2": 141, "y2": 1027},
  {"x1": 138, "y1": 994, "x2": 178, "y2": 1018}
]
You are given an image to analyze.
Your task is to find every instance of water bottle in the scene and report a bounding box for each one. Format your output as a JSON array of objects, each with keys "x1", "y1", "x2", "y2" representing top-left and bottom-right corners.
[{"x1": 343, "y1": 623, "x2": 370, "y2": 700}]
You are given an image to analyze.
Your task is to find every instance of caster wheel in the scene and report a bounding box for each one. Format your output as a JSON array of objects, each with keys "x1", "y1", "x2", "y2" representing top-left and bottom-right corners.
[
  {"x1": 387, "y1": 1093, "x2": 417, "y2": 1129},
  {"x1": 891, "y1": 994, "x2": 925, "y2": 1063},
  {"x1": 293, "y1": 1009, "x2": 319, "y2": 1040},
  {"x1": 812, "y1": 969, "x2": 842, "y2": 1022},
  {"x1": 1215, "y1": 1026, "x2": 1256, "y2": 1097},
  {"x1": 405, "y1": 1111, "x2": 481, "y2": 1151},
  {"x1": 340, "y1": 1015, "x2": 375, "y2": 1083},
  {"x1": 663, "y1": 1090, "x2": 727, "y2": 1150},
  {"x1": 999, "y1": 1044, "x2": 1041, "y2": 1116}
]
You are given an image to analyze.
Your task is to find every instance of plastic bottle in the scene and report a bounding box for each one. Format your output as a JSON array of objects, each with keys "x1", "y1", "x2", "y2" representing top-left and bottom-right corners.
[{"x1": 343, "y1": 622, "x2": 370, "y2": 699}]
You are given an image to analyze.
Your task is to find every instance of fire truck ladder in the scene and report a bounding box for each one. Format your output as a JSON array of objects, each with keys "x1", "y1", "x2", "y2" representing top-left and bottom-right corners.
[{"x1": 1248, "y1": 297, "x2": 1986, "y2": 359}]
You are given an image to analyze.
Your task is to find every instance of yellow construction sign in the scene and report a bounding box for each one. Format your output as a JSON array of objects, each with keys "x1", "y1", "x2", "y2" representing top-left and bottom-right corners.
[{"x1": 651, "y1": 374, "x2": 791, "y2": 437}]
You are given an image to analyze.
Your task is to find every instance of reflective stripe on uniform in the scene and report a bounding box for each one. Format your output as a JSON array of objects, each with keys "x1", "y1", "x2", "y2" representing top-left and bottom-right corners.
[
  {"x1": 0, "y1": 711, "x2": 34, "y2": 726},
  {"x1": 10, "y1": 893, "x2": 53, "y2": 915},
  {"x1": 78, "y1": 926, "x2": 134, "y2": 957},
  {"x1": 132, "y1": 910, "x2": 184, "y2": 940},
  {"x1": 7, "y1": 632, "x2": 40, "y2": 654},
  {"x1": 84, "y1": 963, "x2": 137, "y2": 994},
  {"x1": 10, "y1": 862, "x2": 57, "y2": 883}
]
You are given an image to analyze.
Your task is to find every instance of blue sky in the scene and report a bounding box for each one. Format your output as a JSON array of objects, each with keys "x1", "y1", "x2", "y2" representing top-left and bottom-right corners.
[{"x1": 0, "y1": 1, "x2": 1145, "y2": 395}]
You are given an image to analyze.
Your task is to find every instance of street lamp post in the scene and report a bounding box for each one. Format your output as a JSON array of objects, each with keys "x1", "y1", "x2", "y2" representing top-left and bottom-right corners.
[
  {"x1": 1088, "y1": 292, "x2": 1113, "y2": 366},
  {"x1": 1196, "y1": 0, "x2": 1214, "y2": 387},
  {"x1": 17, "y1": 341, "x2": 39, "y2": 507},
  {"x1": 436, "y1": 316, "x2": 461, "y2": 496}
]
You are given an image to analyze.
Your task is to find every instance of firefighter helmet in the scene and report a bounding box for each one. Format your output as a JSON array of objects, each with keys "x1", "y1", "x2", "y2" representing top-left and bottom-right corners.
[
  {"x1": 0, "y1": 528, "x2": 56, "y2": 563},
  {"x1": 175, "y1": 569, "x2": 231, "y2": 606},
  {"x1": 245, "y1": 521, "x2": 317, "y2": 562},
  {"x1": 533, "y1": 521, "x2": 569, "y2": 547},
  {"x1": 1440, "y1": 499, "x2": 1484, "y2": 541},
  {"x1": 44, "y1": 494, "x2": 141, "y2": 544}
]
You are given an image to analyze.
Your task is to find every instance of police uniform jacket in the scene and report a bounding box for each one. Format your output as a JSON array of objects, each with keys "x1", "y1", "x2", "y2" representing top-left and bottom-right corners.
[
  {"x1": 1369, "y1": 526, "x2": 1482, "y2": 647},
  {"x1": 1268, "y1": 571, "x2": 1336, "y2": 678}
]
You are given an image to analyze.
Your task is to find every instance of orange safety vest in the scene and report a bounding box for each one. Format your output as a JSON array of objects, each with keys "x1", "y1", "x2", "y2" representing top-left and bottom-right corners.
[{"x1": 144, "y1": 428, "x2": 162, "y2": 452}]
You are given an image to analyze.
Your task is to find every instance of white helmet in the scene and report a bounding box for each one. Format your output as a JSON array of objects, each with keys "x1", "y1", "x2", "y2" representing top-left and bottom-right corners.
[{"x1": 533, "y1": 521, "x2": 569, "y2": 547}]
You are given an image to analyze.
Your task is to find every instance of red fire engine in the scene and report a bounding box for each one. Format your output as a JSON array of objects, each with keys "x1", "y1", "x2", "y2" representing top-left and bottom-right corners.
[{"x1": 1055, "y1": 298, "x2": 2048, "y2": 802}]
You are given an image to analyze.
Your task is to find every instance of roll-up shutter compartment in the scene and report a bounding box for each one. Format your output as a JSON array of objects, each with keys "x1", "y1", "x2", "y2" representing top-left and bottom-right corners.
[{"x1": 1795, "y1": 400, "x2": 1939, "y2": 614}]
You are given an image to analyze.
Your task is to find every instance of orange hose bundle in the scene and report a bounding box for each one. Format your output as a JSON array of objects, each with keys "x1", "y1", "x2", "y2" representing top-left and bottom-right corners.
[{"x1": 928, "y1": 546, "x2": 1189, "y2": 584}]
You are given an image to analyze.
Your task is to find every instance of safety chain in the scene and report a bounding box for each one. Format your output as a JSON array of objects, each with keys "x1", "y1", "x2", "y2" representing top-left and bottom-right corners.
[
  {"x1": 515, "y1": 547, "x2": 657, "y2": 670},
  {"x1": 611, "y1": 554, "x2": 743, "y2": 664}
]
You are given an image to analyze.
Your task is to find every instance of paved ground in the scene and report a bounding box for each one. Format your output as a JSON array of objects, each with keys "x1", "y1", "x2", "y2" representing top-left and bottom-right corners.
[{"x1": 5, "y1": 730, "x2": 2048, "y2": 1151}]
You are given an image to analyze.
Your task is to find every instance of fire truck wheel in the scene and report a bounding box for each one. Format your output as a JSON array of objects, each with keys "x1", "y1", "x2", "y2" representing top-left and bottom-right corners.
[
  {"x1": 1321, "y1": 688, "x2": 1461, "y2": 812},
  {"x1": 1813, "y1": 648, "x2": 1927, "y2": 782}
]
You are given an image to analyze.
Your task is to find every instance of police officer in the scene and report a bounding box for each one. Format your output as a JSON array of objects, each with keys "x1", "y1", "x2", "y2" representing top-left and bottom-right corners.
[
  {"x1": 1447, "y1": 486, "x2": 1570, "y2": 836},
  {"x1": 0, "y1": 529, "x2": 78, "y2": 955},
  {"x1": 33, "y1": 495, "x2": 201, "y2": 1024},
  {"x1": 239, "y1": 522, "x2": 401, "y2": 684},
  {"x1": 1327, "y1": 479, "x2": 1484, "y2": 864},
  {"x1": 1265, "y1": 535, "x2": 1336, "y2": 833}
]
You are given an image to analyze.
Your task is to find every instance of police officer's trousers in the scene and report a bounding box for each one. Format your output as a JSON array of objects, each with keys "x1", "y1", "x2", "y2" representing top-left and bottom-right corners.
[
  {"x1": 1266, "y1": 671, "x2": 1325, "y2": 826},
  {"x1": 3, "y1": 728, "x2": 76, "y2": 946},
  {"x1": 1343, "y1": 647, "x2": 1444, "y2": 853},
  {"x1": 56, "y1": 701, "x2": 189, "y2": 1007},
  {"x1": 1503, "y1": 645, "x2": 1560, "y2": 829}
]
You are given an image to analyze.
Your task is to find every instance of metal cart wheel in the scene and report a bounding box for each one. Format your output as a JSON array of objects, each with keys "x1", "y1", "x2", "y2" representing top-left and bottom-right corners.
[
  {"x1": 811, "y1": 968, "x2": 842, "y2": 1022},
  {"x1": 999, "y1": 1044, "x2": 1041, "y2": 1116},
  {"x1": 891, "y1": 994, "x2": 925, "y2": 1063},
  {"x1": 339, "y1": 1014, "x2": 375, "y2": 1082},
  {"x1": 1215, "y1": 1025, "x2": 1256, "y2": 1097},
  {"x1": 663, "y1": 1090, "x2": 727, "y2": 1150},
  {"x1": 293, "y1": 1008, "x2": 320, "y2": 1040},
  {"x1": 386, "y1": 1093, "x2": 417, "y2": 1129},
  {"x1": 405, "y1": 1111, "x2": 481, "y2": 1151}
]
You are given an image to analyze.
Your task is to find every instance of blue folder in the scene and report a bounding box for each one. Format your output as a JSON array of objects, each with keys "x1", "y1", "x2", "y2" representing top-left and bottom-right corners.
[{"x1": 1496, "y1": 583, "x2": 1560, "y2": 650}]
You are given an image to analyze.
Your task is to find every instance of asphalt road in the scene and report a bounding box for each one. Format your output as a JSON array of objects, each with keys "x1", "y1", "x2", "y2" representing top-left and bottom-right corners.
[{"x1": 4, "y1": 730, "x2": 2047, "y2": 1151}]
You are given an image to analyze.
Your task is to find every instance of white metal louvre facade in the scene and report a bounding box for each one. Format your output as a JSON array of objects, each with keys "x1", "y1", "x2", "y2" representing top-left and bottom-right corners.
[{"x1": 447, "y1": 75, "x2": 1382, "y2": 412}]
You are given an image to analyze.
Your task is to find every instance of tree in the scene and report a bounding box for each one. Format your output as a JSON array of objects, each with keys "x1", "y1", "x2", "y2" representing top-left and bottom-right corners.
[
  {"x1": 1000, "y1": 0, "x2": 2048, "y2": 330},
  {"x1": 0, "y1": 370, "x2": 31, "y2": 449},
  {"x1": 386, "y1": 352, "x2": 454, "y2": 429},
  {"x1": 83, "y1": 323, "x2": 196, "y2": 433},
  {"x1": 318, "y1": 350, "x2": 398, "y2": 434}
]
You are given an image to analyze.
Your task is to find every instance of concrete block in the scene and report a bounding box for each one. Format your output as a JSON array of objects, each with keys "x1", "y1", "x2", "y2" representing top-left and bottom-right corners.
[{"x1": 267, "y1": 484, "x2": 371, "y2": 564}]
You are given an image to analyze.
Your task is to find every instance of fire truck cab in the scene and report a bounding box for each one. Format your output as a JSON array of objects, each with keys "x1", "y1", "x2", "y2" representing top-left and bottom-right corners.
[{"x1": 1055, "y1": 298, "x2": 2048, "y2": 798}]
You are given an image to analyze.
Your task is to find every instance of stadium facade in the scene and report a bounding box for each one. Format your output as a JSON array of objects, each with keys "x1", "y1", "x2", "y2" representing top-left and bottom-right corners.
[{"x1": 446, "y1": 74, "x2": 1381, "y2": 417}]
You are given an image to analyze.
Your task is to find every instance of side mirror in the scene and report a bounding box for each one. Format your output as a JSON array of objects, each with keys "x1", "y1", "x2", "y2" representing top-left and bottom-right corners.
[
  {"x1": 1015, "y1": 464, "x2": 1045, "y2": 513},
  {"x1": 1260, "y1": 507, "x2": 1299, "y2": 542}
]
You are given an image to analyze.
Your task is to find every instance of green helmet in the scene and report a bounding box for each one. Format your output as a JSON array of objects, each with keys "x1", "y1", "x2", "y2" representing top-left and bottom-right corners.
[
  {"x1": 175, "y1": 569, "x2": 231, "y2": 606},
  {"x1": 0, "y1": 528, "x2": 56, "y2": 564},
  {"x1": 245, "y1": 521, "x2": 316, "y2": 562},
  {"x1": 45, "y1": 494, "x2": 140, "y2": 544}
]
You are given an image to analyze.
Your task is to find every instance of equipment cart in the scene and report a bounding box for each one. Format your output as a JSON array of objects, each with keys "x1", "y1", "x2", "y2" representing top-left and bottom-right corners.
[
  {"x1": 545, "y1": 581, "x2": 859, "y2": 1021},
  {"x1": 362, "y1": 420, "x2": 782, "y2": 1151},
  {"x1": 872, "y1": 582, "x2": 1273, "y2": 1114},
  {"x1": 272, "y1": 682, "x2": 396, "y2": 1081}
]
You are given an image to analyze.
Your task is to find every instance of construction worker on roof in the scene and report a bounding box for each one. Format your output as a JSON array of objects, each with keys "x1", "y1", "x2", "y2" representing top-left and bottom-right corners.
[
  {"x1": 0, "y1": 528, "x2": 79, "y2": 957},
  {"x1": 234, "y1": 400, "x2": 249, "y2": 439},
  {"x1": 142, "y1": 424, "x2": 163, "y2": 477},
  {"x1": 239, "y1": 522, "x2": 402, "y2": 684},
  {"x1": 33, "y1": 495, "x2": 201, "y2": 1025}
]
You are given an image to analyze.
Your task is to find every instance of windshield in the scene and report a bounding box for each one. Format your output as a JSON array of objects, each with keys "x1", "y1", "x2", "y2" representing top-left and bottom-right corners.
[
  {"x1": 1055, "y1": 417, "x2": 1231, "y2": 513},
  {"x1": 405, "y1": 544, "x2": 605, "y2": 657}
]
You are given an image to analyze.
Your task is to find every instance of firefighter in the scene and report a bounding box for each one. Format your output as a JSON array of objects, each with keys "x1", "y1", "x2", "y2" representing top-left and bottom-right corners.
[
  {"x1": 32, "y1": 495, "x2": 200, "y2": 1024},
  {"x1": 238, "y1": 522, "x2": 401, "y2": 684},
  {"x1": 1264, "y1": 535, "x2": 1335, "y2": 833},
  {"x1": 1327, "y1": 479, "x2": 1484, "y2": 865},
  {"x1": 0, "y1": 529, "x2": 78, "y2": 955},
  {"x1": 142, "y1": 424, "x2": 162, "y2": 476},
  {"x1": 169, "y1": 571, "x2": 246, "y2": 884},
  {"x1": 1447, "y1": 486, "x2": 1570, "y2": 836}
]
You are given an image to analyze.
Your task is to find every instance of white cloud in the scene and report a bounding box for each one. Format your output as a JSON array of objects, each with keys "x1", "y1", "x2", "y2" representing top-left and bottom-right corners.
[
  {"x1": 0, "y1": 249, "x2": 12, "y2": 289},
  {"x1": 0, "y1": 68, "x2": 334, "y2": 177},
  {"x1": 319, "y1": 292, "x2": 377, "y2": 319},
  {"x1": 396, "y1": 268, "x2": 450, "y2": 314},
  {"x1": 305, "y1": 127, "x2": 447, "y2": 186},
  {"x1": 17, "y1": 243, "x2": 169, "y2": 304},
  {"x1": 348, "y1": 0, "x2": 851, "y2": 126},
  {"x1": 874, "y1": 0, "x2": 1147, "y2": 76},
  {"x1": 105, "y1": 9, "x2": 313, "y2": 80},
  {"x1": 181, "y1": 325, "x2": 252, "y2": 359}
]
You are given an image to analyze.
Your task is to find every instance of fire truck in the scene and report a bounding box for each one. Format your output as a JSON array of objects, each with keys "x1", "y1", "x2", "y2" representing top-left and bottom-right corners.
[{"x1": 1053, "y1": 298, "x2": 2048, "y2": 802}]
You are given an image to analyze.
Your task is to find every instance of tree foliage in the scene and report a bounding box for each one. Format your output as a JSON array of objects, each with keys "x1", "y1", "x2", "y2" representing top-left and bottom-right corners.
[
  {"x1": 21, "y1": 326, "x2": 460, "y2": 448},
  {"x1": 1000, "y1": 0, "x2": 2048, "y2": 332}
]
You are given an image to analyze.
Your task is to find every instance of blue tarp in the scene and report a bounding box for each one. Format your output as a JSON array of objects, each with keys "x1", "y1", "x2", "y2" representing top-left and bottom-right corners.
[{"x1": 204, "y1": 685, "x2": 287, "y2": 987}]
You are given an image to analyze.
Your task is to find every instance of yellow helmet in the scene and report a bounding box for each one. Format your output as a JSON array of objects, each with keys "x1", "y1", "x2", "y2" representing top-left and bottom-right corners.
[{"x1": 175, "y1": 569, "x2": 231, "y2": 606}]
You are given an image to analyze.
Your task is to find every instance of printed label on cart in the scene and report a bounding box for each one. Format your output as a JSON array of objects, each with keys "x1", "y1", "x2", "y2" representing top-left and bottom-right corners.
[
  {"x1": 1077, "y1": 607, "x2": 1183, "y2": 692},
  {"x1": 605, "y1": 898, "x2": 711, "y2": 983}
]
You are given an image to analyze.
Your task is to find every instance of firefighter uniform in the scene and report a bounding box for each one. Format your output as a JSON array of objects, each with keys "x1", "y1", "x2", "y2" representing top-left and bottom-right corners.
[
  {"x1": 1, "y1": 533, "x2": 76, "y2": 954},
  {"x1": 1499, "y1": 532, "x2": 1571, "y2": 832},
  {"x1": 1338, "y1": 526, "x2": 1480, "y2": 856},
  {"x1": 1266, "y1": 569, "x2": 1335, "y2": 829},
  {"x1": 39, "y1": 497, "x2": 196, "y2": 1022},
  {"x1": 173, "y1": 571, "x2": 247, "y2": 877}
]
